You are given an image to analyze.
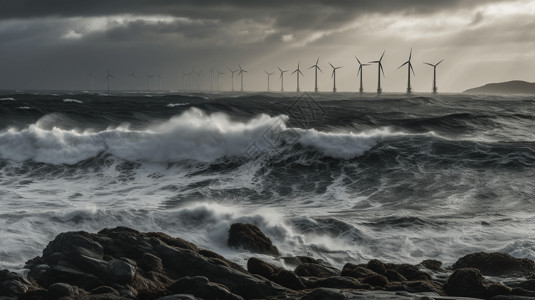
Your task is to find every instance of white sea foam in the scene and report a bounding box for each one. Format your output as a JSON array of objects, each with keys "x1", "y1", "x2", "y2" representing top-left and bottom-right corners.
[
  {"x1": 166, "y1": 103, "x2": 189, "y2": 107},
  {"x1": 0, "y1": 97, "x2": 15, "y2": 101},
  {"x1": 0, "y1": 108, "x2": 406, "y2": 164},
  {"x1": 63, "y1": 99, "x2": 83, "y2": 104}
]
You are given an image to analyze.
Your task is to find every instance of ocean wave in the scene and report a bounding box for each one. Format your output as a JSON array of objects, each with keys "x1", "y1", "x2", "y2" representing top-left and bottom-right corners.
[
  {"x1": 166, "y1": 103, "x2": 190, "y2": 107},
  {"x1": 63, "y1": 98, "x2": 83, "y2": 104},
  {"x1": 0, "y1": 97, "x2": 15, "y2": 101},
  {"x1": 0, "y1": 108, "x2": 399, "y2": 164}
]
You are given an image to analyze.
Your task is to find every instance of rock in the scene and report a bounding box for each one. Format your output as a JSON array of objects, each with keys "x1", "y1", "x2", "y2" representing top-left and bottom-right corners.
[
  {"x1": 367, "y1": 259, "x2": 387, "y2": 275},
  {"x1": 487, "y1": 283, "x2": 512, "y2": 297},
  {"x1": 301, "y1": 287, "x2": 348, "y2": 300},
  {"x1": 90, "y1": 286, "x2": 120, "y2": 295},
  {"x1": 47, "y1": 282, "x2": 79, "y2": 298},
  {"x1": 305, "y1": 276, "x2": 366, "y2": 289},
  {"x1": 107, "y1": 259, "x2": 136, "y2": 284},
  {"x1": 138, "y1": 252, "x2": 164, "y2": 273},
  {"x1": 420, "y1": 259, "x2": 443, "y2": 272},
  {"x1": 443, "y1": 268, "x2": 487, "y2": 298},
  {"x1": 400, "y1": 280, "x2": 442, "y2": 294},
  {"x1": 42, "y1": 231, "x2": 104, "y2": 263},
  {"x1": 295, "y1": 263, "x2": 339, "y2": 278},
  {"x1": 453, "y1": 252, "x2": 535, "y2": 277},
  {"x1": 155, "y1": 243, "x2": 289, "y2": 299},
  {"x1": 362, "y1": 274, "x2": 389, "y2": 287},
  {"x1": 385, "y1": 263, "x2": 432, "y2": 281},
  {"x1": 510, "y1": 279, "x2": 535, "y2": 291},
  {"x1": 156, "y1": 295, "x2": 200, "y2": 300},
  {"x1": 167, "y1": 276, "x2": 243, "y2": 300},
  {"x1": 385, "y1": 270, "x2": 407, "y2": 282},
  {"x1": 510, "y1": 287, "x2": 535, "y2": 297},
  {"x1": 247, "y1": 257, "x2": 304, "y2": 290},
  {"x1": 282, "y1": 256, "x2": 320, "y2": 267},
  {"x1": 227, "y1": 223, "x2": 279, "y2": 256},
  {"x1": 0, "y1": 270, "x2": 35, "y2": 297},
  {"x1": 341, "y1": 264, "x2": 376, "y2": 279}
]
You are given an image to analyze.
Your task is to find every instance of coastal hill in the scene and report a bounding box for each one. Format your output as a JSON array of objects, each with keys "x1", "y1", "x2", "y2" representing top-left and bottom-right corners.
[{"x1": 464, "y1": 80, "x2": 535, "y2": 95}]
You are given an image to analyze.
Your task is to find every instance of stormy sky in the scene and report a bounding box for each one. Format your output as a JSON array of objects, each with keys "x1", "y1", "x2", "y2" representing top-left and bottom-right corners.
[{"x1": 1, "y1": 0, "x2": 534, "y2": 93}]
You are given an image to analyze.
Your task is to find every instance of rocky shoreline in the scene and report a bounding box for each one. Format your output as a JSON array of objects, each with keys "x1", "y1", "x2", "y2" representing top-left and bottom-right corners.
[{"x1": 2, "y1": 224, "x2": 535, "y2": 300}]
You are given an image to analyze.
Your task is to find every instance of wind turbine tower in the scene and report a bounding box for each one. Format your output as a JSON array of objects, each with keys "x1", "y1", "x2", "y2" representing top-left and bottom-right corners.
[
  {"x1": 370, "y1": 51, "x2": 385, "y2": 96},
  {"x1": 355, "y1": 56, "x2": 369, "y2": 95},
  {"x1": 264, "y1": 71, "x2": 274, "y2": 92},
  {"x1": 398, "y1": 49, "x2": 415, "y2": 94},
  {"x1": 238, "y1": 65, "x2": 247, "y2": 92},
  {"x1": 228, "y1": 68, "x2": 238, "y2": 92},
  {"x1": 292, "y1": 61, "x2": 304, "y2": 92},
  {"x1": 195, "y1": 71, "x2": 201, "y2": 91},
  {"x1": 157, "y1": 74, "x2": 162, "y2": 91},
  {"x1": 129, "y1": 70, "x2": 136, "y2": 91},
  {"x1": 88, "y1": 69, "x2": 94, "y2": 91},
  {"x1": 309, "y1": 58, "x2": 322, "y2": 93},
  {"x1": 423, "y1": 59, "x2": 444, "y2": 95},
  {"x1": 329, "y1": 62, "x2": 342, "y2": 93},
  {"x1": 278, "y1": 67, "x2": 288, "y2": 92},
  {"x1": 105, "y1": 69, "x2": 113, "y2": 94},
  {"x1": 217, "y1": 70, "x2": 225, "y2": 92}
]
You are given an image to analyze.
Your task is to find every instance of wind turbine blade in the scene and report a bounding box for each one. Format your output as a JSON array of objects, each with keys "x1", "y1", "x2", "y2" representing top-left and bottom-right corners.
[
  {"x1": 357, "y1": 66, "x2": 361, "y2": 76},
  {"x1": 316, "y1": 57, "x2": 319, "y2": 65},
  {"x1": 355, "y1": 56, "x2": 362, "y2": 65},
  {"x1": 380, "y1": 50, "x2": 385, "y2": 61},
  {"x1": 436, "y1": 59, "x2": 444, "y2": 66},
  {"x1": 423, "y1": 62, "x2": 434, "y2": 67},
  {"x1": 410, "y1": 64, "x2": 415, "y2": 76},
  {"x1": 369, "y1": 61, "x2": 379, "y2": 64},
  {"x1": 299, "y1": 70, "x2": 303, "y2": 76},
  {"x1": 409, "y1": 48, "x2": 412, "y2": 60},
  {"x1": 318, "y1": 66, "x2": 323, "y2": 73},
  {"x1": 398, "y1": 61, "x2": 409, "y2": 69},
  {"x1": 380, "y1": 64, "x2": 385, "y2": 78},
  {"x1": 329, "y1": 62, "x2": 334, "y2": 69},
  {"x1": 292, "y1": 70, "x2": 297, "y2": 74},
  {"x1": 331, "y1": 70, "x2": 334, "y2": 78},
  {"x1": 278, "y1": 67, "x2": 282, "y2": 72}
]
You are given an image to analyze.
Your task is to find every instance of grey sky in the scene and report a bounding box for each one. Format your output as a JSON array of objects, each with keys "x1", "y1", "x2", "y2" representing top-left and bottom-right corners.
[{"x1": 0, "y1": 0, "x2": 533, "y2": 92}]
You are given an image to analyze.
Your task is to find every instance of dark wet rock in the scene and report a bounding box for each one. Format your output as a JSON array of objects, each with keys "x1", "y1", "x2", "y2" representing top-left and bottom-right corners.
[
  {"x1": 0, "y1": 269, "x2": 37, "y2": 297},
  {"x1": 399, "y1": 280, "x2": 442, "y2": 294},
  {"x1": 362, "y1": 273, "x2": 388, "y2": 287},
  {"x1": 155, "y1": 243, "x2": 289, "y2": 299},
  {"x1": 384, "y1": 269, "x2": 407, "y2": 282},
  {"x1": 227, "y1": 223, "x2": 279, "y2": 256},
  {"x1": 341, "y1": 264, "x2": 377, "y2": 279},
  {"x1": 90, "y1": 286, "x2": 120, "y2": 295},
  {"x1": 385, "y1": 263, "x2": 432, "y2": 281},
  {"x1": 43, "y1": 231, "x2": 104, "y2": 263},
  {"x1": 420, "y1": 259, "x2": 443, "y2": 272},
  {"x1": 247, "y1": 257, "x2": 304, "y2": 290},
  {"x1": 301, "y1": 287, "x2": 348, "y2": 300},
  {"x1": 487, "y1": 283, "x2": 513, "y2": 297},
  {"x1": 47, "y1": 282, "x2": 79, "y2": 298},
  {"x1": 282, "y1": 256, "x2": 320, "y2": 267},
  {"x1": 166, "y1": 276, "x2": 243, "y2": 300},
  {"x1": 510, "y1": 287, "x2": 535, "y2": 297},
  {"x1": 443, "y1": 268, "x2": 487, "y2": 298},
  {"x1": 107, "y1": 259, "x2": 136, "y2": 284},
  {"x1": 508, "y1": 279, "x2": 535, "y2": 291},
  {"x1": 156, "y1": 295, "x2": 199, "y2": 300},
  {"x1": 304, "y1": 276, "x2": 367, "y2": 290},
  {"x1": 367, "y1": 259, "x2": 387, "y2": 275},
  {"x1": 138, "y1": 253, "x2": 163, "y2": 273},
  {"x1": 491, "y1": 296, "x2": 535, "y2": 300},
  {"x1": 453, "y1": 252, "x2": 535, "y2": 277},
  {"x1": 295, "y1": 263, "x2": 339, "y2": 278}
]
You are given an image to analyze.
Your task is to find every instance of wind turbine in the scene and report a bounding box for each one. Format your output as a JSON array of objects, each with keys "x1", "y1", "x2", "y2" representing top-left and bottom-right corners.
[
  {"x1": 238, "y1": 65, "x2": 247, "y2": 92},
  {"x1": 129, "y1": 70, "x2": 136, "y2": 91},
  {"x1": 157, "y1": 74, "x2": 162, "y2": 91},
  {"x1": 398, "y1": 48, "x2": 415, "y2": 94},
  {"x1": 228, "y1": 68, "x2": 238, "y2": 92},
  {"x1": 217, "y1": 70, "x2": 225, "y2": 92},
  {"x1": 329, "y1": 62, "x2": 342, "y2": 93},
  {"x1": 146, "y1": 74, "x2": 153, "y2": 91},
  {"x1": 88, "y1": 69, "x2": 94, "y2": 90},
  {"x1": 264, "y1": 71, "x2": 274, "y2": 92},
  {"x1": 105, "y1": 69, "x2": 113, "y2": 94},
  {"x1": 291, "y1": 61, "x2": 304, "y2": 92},
  {"x1": 309, "y1": 57, "x2": 322, "y2": 93},
  {"x1": 210, "y1": 68, "x2": 215, "y2": 93},
  {"x1": 369, "y1": 51, "x2": 385, "y2": 96},
  {"x1": 195, "y1": 71, "x2": 202, "y2": 91},
  {"x1": 355, "y1": 56, "x2": 369, "y2": 95},
  {"x1": 278, "y1": 67, "x2": 288, "y2": 92},
  {"x1": 423, "y1": 59, "x2": 444, "y2": 95}
]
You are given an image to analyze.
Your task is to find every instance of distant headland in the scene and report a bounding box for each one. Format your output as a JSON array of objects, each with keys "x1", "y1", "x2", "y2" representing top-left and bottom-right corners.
[{"x1": 464, "y1": 80, "x2": 535, "y2": 95}]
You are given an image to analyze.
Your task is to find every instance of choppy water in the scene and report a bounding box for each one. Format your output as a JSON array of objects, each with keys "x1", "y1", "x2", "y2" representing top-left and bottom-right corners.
[{"x1": 0, "y1": 91, "x2": 534, "y2": 270}]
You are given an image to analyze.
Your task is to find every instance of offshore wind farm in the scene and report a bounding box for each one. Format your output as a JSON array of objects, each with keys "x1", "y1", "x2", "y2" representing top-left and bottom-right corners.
[{"x1": 1, "y1": 1, "x2": 535, "y2": 300}]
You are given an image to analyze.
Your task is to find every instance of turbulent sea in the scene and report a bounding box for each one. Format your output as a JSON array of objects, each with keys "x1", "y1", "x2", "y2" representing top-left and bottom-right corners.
[{"x1": 0, "y1": 91, "x2": 534, "y2": 271}]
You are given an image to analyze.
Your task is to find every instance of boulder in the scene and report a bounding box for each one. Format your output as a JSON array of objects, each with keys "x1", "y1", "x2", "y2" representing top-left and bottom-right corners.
[
  {"x1": 107, "y1": 259, "x2": 136, "y2": 284},
  {"x1": 420, "y1": 259, "x2": 443, "y2": 272},
  {"x1": 247, "y1": 257, "x2": 304, "y2": 290},
  {"x1": 385, "y1": 263, "x2": 432, "y2": 281},
  {"x1": 487, "y1": 283, "x2": 512, "y2": 298},
  {"x1": 304, "y1": 276, "x2": 366, "y2": 289},
  {"x1": 167, "y1": 276, "x2": 243, "y2": 300},
  {"x1": 227, "y1": 223, "x2": 279, "y2": 256},
  {"x1": 47, "y1": 282, "x2": 79, "y2": 298},
  {"x1": 0, "y1": 270, "x2": 37, "y2": 297},
  {"x1": 384, "y1": 270, "x2": 407, "y2": 282},
  {"x1": 138, "y1": 253, "x2": 164, "y2": 273},
  {"x1": 362, "y1": 273, "x2": 389, "y2": 287},
  {"x1": 367, "y1": 259, "x2": 387, "y2": 275},
  {"x1": 341, "y1": 264, "x2": 376, "y2": 279},
  {"x1": 443, "y1": 268, "x2": 487, "y2": 298},
  {"x1": 295, "y1": 263, "x2": 339, "y2": 278},
  {"x1": 453, "y1": 252, "x2": 535, "y2": 277},
  {"x1": 90, "y1": 285, "x2": 120, "y2": 295},
  {"x1": 301, "y1": 287, "x2": 348, "y2": 300}
]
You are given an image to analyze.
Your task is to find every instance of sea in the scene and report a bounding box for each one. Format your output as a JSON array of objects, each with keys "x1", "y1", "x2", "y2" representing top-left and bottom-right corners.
[{"x1": 0, "y1": 91, "x2": 534, "y2": 271}]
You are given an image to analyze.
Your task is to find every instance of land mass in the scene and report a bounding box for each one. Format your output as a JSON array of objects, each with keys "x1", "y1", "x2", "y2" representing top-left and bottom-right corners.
[
  {"x1": 2, "y1": 224, "x2": 535, "y2": 299},
  {"x1": 464, "y1": 80, "x2": 535, "y2": 95}
]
